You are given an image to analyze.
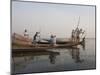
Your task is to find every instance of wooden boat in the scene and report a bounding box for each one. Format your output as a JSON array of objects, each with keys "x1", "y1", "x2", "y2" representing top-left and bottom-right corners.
[
  {"x1": 12, "y1": 43, "x2": 80, "y2": 52},
  {"x1": 12, "y1": 33, "x2": 85, "y2": 52}
]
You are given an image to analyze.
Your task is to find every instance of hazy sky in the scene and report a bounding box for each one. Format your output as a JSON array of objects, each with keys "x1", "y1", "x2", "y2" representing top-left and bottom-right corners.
[{"x1": 12, "y1": 1, "x2": 95, "y2": 38}]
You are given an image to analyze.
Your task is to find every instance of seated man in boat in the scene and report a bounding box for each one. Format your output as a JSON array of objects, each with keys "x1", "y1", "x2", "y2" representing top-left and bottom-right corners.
[
  {"x1": 50, "y1": 34, "x2": 56, "y2": 46},
  {"x1": 33, "y1": 32, "x2": 40, "y2": 47},
  {"x1": 53, "y1": 35, "x2": 56, "y2": 46}
]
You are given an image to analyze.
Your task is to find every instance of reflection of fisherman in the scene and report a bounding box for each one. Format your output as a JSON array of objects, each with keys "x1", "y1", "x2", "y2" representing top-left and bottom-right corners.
[
  {"x1": 50, "y1": 34, "x2": 56, "y2": 46},
  {"x1": 71, "y1": 48, "x2": 84, "y2": 63},
  {"x1": 49, "y1": 53, "x2": 56, "y2": 64},
  {"x1": 33, "y1": 32, "x2": 40, "y2": 46}
]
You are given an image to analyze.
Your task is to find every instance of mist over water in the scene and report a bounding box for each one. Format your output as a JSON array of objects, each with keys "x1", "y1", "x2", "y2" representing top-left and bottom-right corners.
[{"x1": 12, "y1": 1, "x2": 95, "y2": 38}]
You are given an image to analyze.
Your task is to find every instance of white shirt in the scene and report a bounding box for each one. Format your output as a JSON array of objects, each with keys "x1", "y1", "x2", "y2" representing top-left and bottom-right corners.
[{"x1": 24, "y1": 32, "x2": 29, "y2": 38}]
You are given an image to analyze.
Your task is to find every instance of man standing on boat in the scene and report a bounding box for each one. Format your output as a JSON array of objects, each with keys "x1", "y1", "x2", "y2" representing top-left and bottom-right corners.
[
  {"x1": 24, "y1": 29, "x2": 29, "y2": 39},
  {"x1": 33, "y1": 32, "x2": 40, "y2": 46},
  {"x1": 71, "y1": 29, "x2": 75, "y2": 42},
  {"x1": 74, "y1": 16, "x2": 81, "y2": 43},
  {"x1": 53, "y1": 35, "x2": 56, "y2": 46},
  {"x1": 75, "y1": 28, "x2": 85, "y2": 43},
  {"x1": 74, "y1": 27, "x2": 80, "y2": 43}
]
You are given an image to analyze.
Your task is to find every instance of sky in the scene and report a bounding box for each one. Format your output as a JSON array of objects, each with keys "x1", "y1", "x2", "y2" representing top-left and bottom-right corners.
[{"x1": 12, "y1": 1, "x2": 96, "y2": 38}]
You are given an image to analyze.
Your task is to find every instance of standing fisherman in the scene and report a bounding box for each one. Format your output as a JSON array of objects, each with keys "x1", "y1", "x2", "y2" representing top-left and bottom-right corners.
[
  {"x1": 24, "y1": 29, "x2": 31, "y2": 45},
  {"x1": 75, "y1": 28, "x2": 84, "y2": 43},
  {"x1": 24, "y1": 29, "x2": 29, "y2": 38},
  {"x1": 76, "y1": 28, "x2": 80, "y2": 43},
  {"x1": 71, "y1": 29, "x2": 75, "y2": 42},
  {"x1": 33, "y1": 32, "x2": 40, "y2": 46},
  {"x1": 53, "y1": 35, "x2": 56, "y2": 46},
  {"x1": 74, "y1": 27, "x2": 79, "y2": 43}
]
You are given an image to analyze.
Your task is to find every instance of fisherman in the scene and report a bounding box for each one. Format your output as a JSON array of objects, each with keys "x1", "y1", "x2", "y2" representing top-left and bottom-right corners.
[
  {"x1": 75, "y1": 27, "x2": 80, "y2": 43},
  {"x1": 50, "y1": 34, "x2": 54, "y2": 46},
  {"x1": 50, "y1": 34, "x2": 56, "y2": 46},
  {"x1": 53, "y1": 35, "x2": 56, "y2": 46},
  {"x1": 71, "y1": 29, "x2": 75, "y2": 42},
  {"x1": 24, "y1": 29, "x2": 29, "y2": 38},
  {"x1": 33, "y1": 32, "x2": 40, "y2": 46},
  {"x1": 83, "y1": 37, "x2": 85, "y2": 42},
  {"x1": 81, "y1": 29, "x2": 85, "y2": 38}
]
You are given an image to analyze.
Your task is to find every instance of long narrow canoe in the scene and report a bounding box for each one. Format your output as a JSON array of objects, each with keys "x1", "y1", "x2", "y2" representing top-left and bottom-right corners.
[
  {"x1": 12, "y1": 42, "x2": 80, "y2": 53},
  {"x1": 12, "y1": 33, "x2": 85, "y2": 52}
]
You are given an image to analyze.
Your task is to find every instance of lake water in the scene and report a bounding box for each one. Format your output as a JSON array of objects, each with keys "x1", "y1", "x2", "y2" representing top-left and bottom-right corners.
[{"x1": 12, "y1": 38, "x2": 96, "y2": 74}]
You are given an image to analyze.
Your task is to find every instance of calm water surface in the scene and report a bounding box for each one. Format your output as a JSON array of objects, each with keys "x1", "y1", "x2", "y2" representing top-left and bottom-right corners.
[{"x1": 12, "y1": 39, "x2": 96, "y2": 74}]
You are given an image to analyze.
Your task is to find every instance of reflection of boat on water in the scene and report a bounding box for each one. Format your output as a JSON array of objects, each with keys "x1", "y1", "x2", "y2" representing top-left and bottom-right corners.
[
  {"x1": 70, "y1": 48, "x2": 84, "y2": 63},
  {"x1": 12, "y1": 50, "x2": 60, "y2": 68},
  {"x1": 12, "y1": 45, "x2": 85, "y2": 74},
  {"x1": 12, "y1": 50, "x2": 60, "y2": 74},
  {"x1": 12, "y1": 50, "x2": 60, "y2": 57}
]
